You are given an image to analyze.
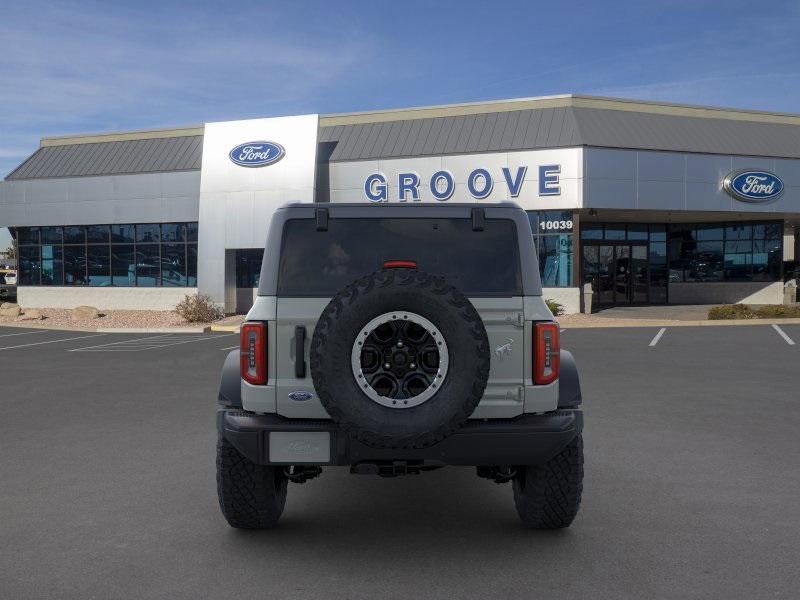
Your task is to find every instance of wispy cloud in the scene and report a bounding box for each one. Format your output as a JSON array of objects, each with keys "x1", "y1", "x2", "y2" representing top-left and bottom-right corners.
[
  {"x1": 1, "y1": 0, "x2": 800, "y2": 183},
  {"x1": 0, "y1": 2, "x2": 372, "y2": 175}
]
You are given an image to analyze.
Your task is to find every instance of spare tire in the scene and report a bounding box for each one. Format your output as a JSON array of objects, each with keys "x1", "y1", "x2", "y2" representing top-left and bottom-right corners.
[{"x1": 310, "y1": 268, "x2": 490, "y2": 449}]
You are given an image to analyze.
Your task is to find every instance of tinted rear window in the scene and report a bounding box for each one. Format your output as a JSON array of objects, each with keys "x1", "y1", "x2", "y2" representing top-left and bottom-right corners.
[{"x1": 277, "y1": 218, "x2": 522, "y2": 296}]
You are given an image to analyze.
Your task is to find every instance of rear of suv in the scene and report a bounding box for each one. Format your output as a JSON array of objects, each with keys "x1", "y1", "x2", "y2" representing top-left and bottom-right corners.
[{"x1": 217, "y1": 202, "x2": 583, "y2": 529}]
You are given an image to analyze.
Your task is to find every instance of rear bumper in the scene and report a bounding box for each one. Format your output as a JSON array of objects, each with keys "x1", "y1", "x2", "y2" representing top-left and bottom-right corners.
[{"x1": 217, "y1": 409, "x2": 583, "y2": 467}]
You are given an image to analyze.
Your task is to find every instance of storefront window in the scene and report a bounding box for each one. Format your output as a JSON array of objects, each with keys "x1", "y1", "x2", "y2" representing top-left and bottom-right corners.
[
  {"x1": 668, "y1": 220, "x2": 782, "y2": 283},
  {"x1": 64, "y1": 245, "x2": 87, "y2": 285},
  {"x1": 86, "y1": 225, "x2": 109, "y2": 244},
  {"x1": 527, "y1": 211, "x2": 574, "y2": 287},
  {"x1": 136, "y1": 245, "x2": 161, "y2": 286},
  {"x1": 162, "y1": 244, "x2": 187, "y2": 286},
  {"x1": 87, "y1": 245, "x2": 111, "y2": 286},
  {"x1": 41, "y1": 245, "x2": 63, "y2": 285},
  {"x1": 111, "y1": 245, "x2": 135, "y2": 286},
  {"x1": 14, "y1": 222, "x2": 198, "y2": 288},
  {"x1": 19, "y1": 246, "x2": 40, "y2": 285},
  {"x1": 41, "y1": 227, "x2": 63, "y2": 245},
  {"x1": 63, "y1": 226, "x2": 85, "y2": 244},
  {"x1": 111, "y1": 225, "x2": 135, "y2": 243}
]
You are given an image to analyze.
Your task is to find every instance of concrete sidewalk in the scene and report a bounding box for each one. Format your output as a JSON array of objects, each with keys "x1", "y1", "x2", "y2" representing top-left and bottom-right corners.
[
  {"x1": 591, "y1": 305, "x2": 713, "y2": 321},
  {"x1": 558, "y1": 304, "x2": 800, "y2": 328}
]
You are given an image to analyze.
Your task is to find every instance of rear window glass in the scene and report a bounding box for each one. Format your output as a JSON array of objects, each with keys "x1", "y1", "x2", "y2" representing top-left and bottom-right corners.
[{"x1": 277, "y1": 218, "x2": 522, "y2": 296}]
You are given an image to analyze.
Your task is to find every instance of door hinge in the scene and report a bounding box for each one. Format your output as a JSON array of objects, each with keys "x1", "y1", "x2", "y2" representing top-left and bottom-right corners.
[{"x1": 505, "y1": 312, "x2": 525, "y2": 328}]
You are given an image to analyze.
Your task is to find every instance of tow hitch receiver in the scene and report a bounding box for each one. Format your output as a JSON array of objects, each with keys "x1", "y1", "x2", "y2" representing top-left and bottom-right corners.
[{"x1": 350, "y1": 462, "x2": 442, "y2": 477}]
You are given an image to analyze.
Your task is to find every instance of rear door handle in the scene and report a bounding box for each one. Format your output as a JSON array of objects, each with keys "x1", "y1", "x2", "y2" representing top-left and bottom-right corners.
[{"x1": 294, "y1": 326, "x2": 306, "y2": 378}]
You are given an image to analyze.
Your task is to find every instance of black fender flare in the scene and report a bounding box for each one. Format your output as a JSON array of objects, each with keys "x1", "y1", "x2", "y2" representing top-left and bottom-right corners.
[
  {"x1": 558, "y1": 350, "x2": 582, "y2": 408},
  {"x1": 218, "y1": 349, "x2": 242, "y2": 408}
]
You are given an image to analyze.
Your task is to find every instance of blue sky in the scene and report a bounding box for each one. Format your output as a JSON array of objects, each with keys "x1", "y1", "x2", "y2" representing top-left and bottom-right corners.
[{"x1": 1, "y1": 0, "x2": 800, "y2": 249}]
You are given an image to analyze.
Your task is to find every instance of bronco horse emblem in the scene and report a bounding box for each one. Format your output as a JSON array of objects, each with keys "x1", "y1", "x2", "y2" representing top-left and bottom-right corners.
[{"x1": 494, "y1": 338, "x2": 514, "y2": 360}]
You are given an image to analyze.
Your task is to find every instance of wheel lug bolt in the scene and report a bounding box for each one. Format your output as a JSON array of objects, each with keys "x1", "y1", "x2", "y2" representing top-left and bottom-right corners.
[
  {"x1": 410, "y1": 363, "x2": 416, "y2": 369},
  {"x1": 384, "y1": 363, "x2": 391, "y2": 369},
  {"x1": 397, "y1": 341, "x2": 403, "y2": 347}
]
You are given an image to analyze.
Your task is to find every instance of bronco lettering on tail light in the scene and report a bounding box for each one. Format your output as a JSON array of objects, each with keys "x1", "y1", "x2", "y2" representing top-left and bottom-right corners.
[
  {"x1": 533, "y1": 322, "x2": 560, "y2": 385},
  {"x1": 240, "y1": 322, "x2": 267, "y2": 385}
]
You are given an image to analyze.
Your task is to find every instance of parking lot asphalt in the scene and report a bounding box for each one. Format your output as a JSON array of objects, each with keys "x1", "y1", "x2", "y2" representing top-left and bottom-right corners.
[{"x1": 1, "y1": 324, "x2": 798, "y2": 600}]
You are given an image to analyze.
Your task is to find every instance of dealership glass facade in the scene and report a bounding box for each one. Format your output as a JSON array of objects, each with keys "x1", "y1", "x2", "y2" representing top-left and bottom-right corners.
[
  {"x1": 528, "y1": 211, "x2": 574, "y2": 287},
  {"x1": 667, "y1": 222, "x2": 782, "y2": 283},
  {"x1": 580, "y1": 220, "x2": 783, "y2": 305},
  {"x1": 15, "y1": 223, "x2": 198, "y2": 287}
]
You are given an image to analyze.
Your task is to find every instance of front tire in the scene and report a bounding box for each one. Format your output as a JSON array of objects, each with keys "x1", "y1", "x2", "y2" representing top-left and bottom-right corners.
[
  {"x1": 512, "y1": 434, "x2": 584, "y2": 529},
  {"x1": 216, "y1": 434, "x2": 288, "y2": 529}
]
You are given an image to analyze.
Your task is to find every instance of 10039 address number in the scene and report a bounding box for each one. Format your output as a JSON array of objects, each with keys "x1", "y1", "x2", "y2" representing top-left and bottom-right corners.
[{"x1": 539, "y1": 220, "x2": 573, "y2": 232}]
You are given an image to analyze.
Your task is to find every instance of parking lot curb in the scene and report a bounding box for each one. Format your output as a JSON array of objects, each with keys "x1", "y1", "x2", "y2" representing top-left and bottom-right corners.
[
  {"x1": 557, "y1": 317, "x2": 800, "y2": 328},
  {"x1": 209, "y1": 324, "x2": 241, "y2": 332}
]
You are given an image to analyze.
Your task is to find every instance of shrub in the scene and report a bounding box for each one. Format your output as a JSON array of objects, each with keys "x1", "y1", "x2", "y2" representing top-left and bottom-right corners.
[
  {"x1": 175, "y1": 294, "x2": 223, "y2": 323},
  {"x1": 545, "y1": 298, "x2": 565, "y2": 316},
  {"x1": 707, "y1": 304, "x2": 758, "y2": 320}
]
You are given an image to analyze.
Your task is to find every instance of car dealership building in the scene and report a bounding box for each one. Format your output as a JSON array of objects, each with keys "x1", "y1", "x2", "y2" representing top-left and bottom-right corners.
[{"x1": 1, "y1": 94, "x2": 798, "y2": 314}]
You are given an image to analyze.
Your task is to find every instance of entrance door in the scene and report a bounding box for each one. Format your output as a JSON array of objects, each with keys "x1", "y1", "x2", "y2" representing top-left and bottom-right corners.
[{"x1": 583, "y1": 243, "x2": 649, "y2": 305}]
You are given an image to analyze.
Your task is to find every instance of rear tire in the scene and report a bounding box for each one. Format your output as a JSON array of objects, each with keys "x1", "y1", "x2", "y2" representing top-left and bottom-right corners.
[
  {"x1": 512, "y1": 434, "x2": 584, "y2": 529},
  {"x1": 216, "y1": 434, "x2": 288, "y2": 529}
]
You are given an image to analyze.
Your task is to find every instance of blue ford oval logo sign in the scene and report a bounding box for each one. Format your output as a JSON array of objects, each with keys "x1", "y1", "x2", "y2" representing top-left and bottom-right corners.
[
  {"x1": 288, "y1": 391, "x2": 313, "y2": 402},
  {"x1": 229, "y1": 141, "x2": 285, "y2": 167},
  {"x1": 723, "y1": 169, "x2": 784, "y2": 203}
]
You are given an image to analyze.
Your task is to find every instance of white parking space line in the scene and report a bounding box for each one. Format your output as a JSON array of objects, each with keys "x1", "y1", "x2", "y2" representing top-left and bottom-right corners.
[
  {"x1": 649, "y1": 328, "x2": 667, "y2": 347},
  {"x1": 0, "y1": 330, "x2": 49, "y2": 339},
  {"x1": 67, "y1": 333, "x2": 173, "y2": 351},
  {"x1": 70, "y1": 333, "x2": 235, "y2": 352},
  {"x1": 220, "y1": 345, "x2": 239, "y2": 351},
  {"x1": 0, "y1": 333, "x2": 105, "y2": 352},
  {"x1": 771, "y1": 324, "x2": 796, "y2": 346}
]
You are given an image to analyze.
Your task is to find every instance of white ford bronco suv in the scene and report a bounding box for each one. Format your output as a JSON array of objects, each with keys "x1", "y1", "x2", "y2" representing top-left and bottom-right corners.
[{"x1": 216, "y1": 202, "x2": 584, "y2": 529}]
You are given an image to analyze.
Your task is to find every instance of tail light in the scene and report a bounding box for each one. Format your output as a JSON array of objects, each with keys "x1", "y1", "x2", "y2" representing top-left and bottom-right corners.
[
  {"x1": 533, "y1": 322, "x2": 560, "y2": 385},
  {"x1": 383, "y1": 260, "x2": 418, "y2": 269},
  {"x1": 240, "y1": 322, "x2": 267, "y2": 385}
]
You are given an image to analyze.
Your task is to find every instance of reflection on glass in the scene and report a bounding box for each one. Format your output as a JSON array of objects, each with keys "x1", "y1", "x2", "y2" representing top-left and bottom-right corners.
[
  {"x1": 87, "y1": 245, "x2": 111, "y2": 286},
  {"x1": 13, "y1": 222, "x2": 198, "y2": 288},
  {"x1": 86, "y1": 225, "x2": 109, "y2": 244},
  {"x1": 19, "y1": 246, "x2": 40, "y2": 285},
  {"x1": 41, "y1": 227, "x2": 63, "y2": 244},
  {"x1": 63, "y1": 226, "x2": 85, "y2": 244},
  {"x1": 581, "y1": 224, "x2": 602, "y2": 239},
  {"x1": 136, "y1": 224, "x2": 160, "y2": 243},
  {"x1": 112, "y1": 245, "x2": 135, "y2": 287},
  {"x1": 604, "y1": 224, "x2": 626, "y2": 240},
  {"x1": 64, "y1": 246, "x2": 87, "y2": 285},
  {"x1": 136, "y1": 245, "x2": 160, "y2": 286},
  {"x1": 539, "y1": 235, "x2": 572, "y2": 287},
  {"x1": 161, "y1": 244, "x2": 187, "y2": 286},
  {"x1": 41, "y1": 245, "x2": 63, "y2": 285},
  {"x1": 111, "y1": 224, "x2": 135, "y2": 243}
]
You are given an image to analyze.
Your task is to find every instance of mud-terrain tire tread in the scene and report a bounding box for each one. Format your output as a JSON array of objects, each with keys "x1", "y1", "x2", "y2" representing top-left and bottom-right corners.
[
  {"x1": 310, "y1": 268, "x2": 490, "y2": 450},
  {"x1": 216, "y1": 434, "x2": 287, "y2": 529},
  {"x1": 512, "y1": 434, "x2": 584, "y2": 529}
]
